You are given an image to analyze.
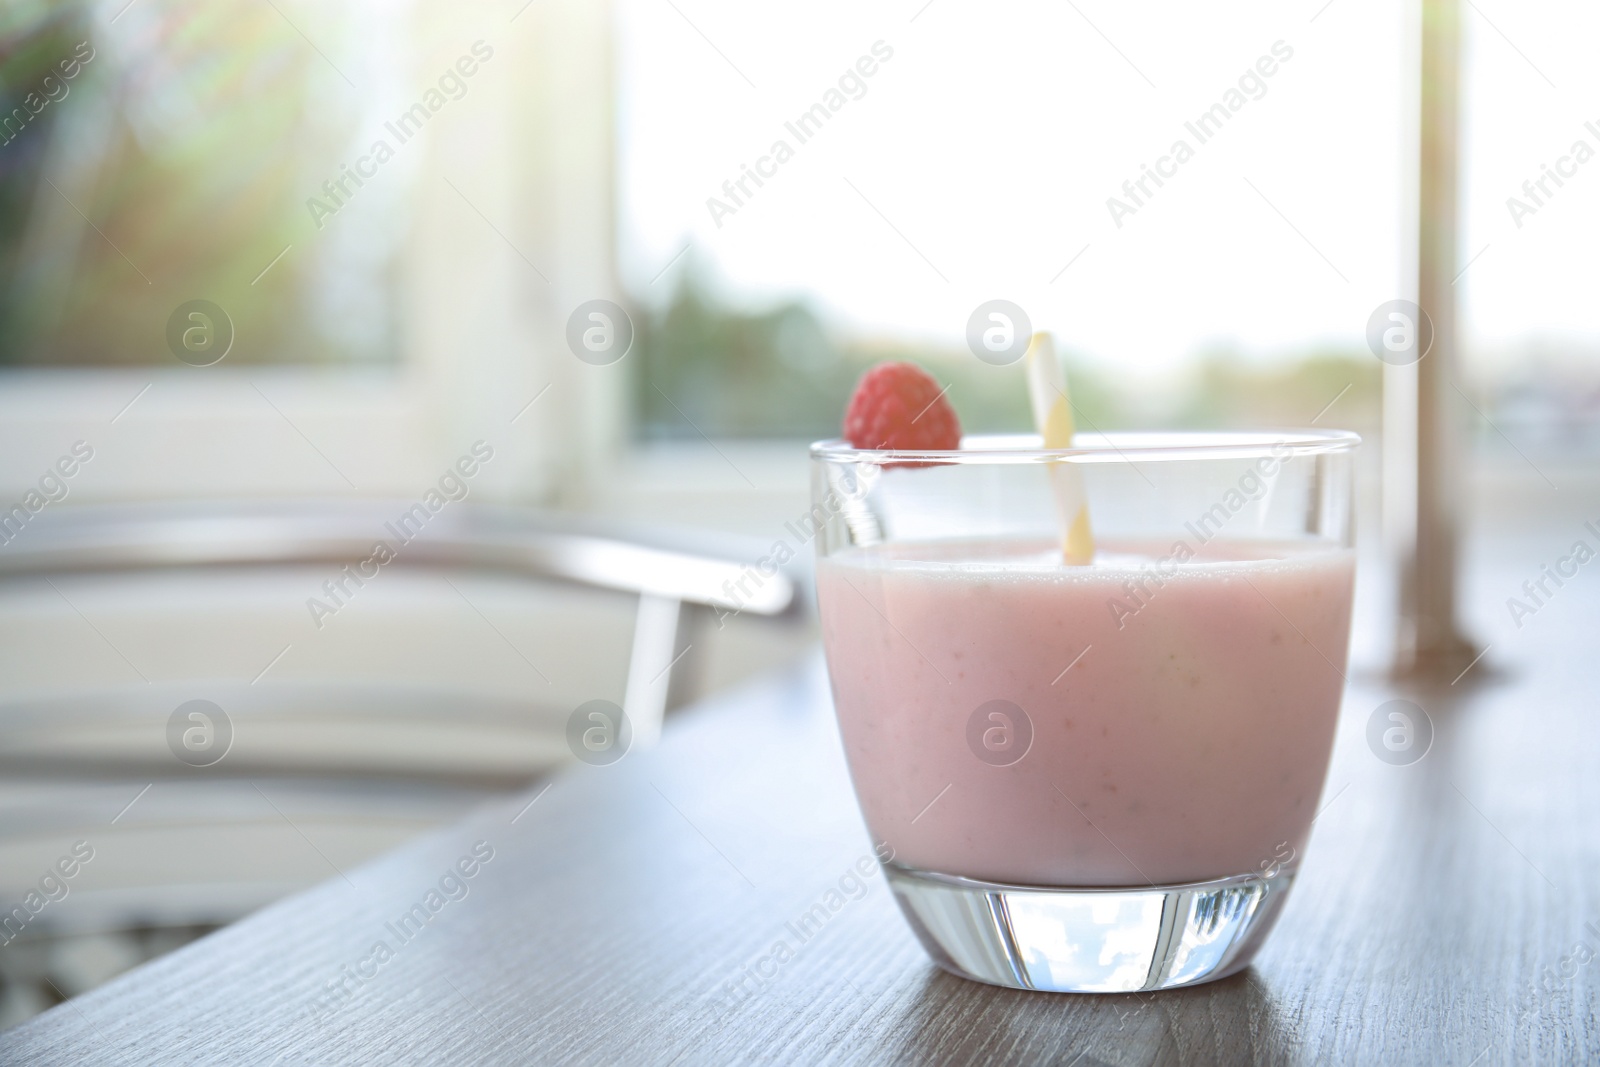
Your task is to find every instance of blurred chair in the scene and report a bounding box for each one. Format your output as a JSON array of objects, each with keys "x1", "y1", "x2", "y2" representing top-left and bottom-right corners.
[{"x1": 0, "y1": 500, "x2": 805, "y2": 1026}]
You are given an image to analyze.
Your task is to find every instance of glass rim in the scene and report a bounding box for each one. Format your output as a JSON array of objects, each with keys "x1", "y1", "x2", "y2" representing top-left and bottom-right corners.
[{"x1": 810, "y1": 429, "x2": 1361, "y2": 465}]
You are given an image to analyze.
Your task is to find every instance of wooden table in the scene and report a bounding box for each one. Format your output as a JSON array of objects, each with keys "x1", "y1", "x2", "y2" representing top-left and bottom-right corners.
[{"x1": 3, "y1": 586, "x2": 1597, "y2": 1064}]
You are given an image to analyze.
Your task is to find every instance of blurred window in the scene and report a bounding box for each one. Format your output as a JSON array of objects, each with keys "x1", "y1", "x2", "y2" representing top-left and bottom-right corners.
[
  {"x1": 0, "y1": 0, "x2": 408, "y2": 367},
  {"x1": 616, "y1": 0, "x2": 1406, "y2": 443},
  {"x1": 0, "y1": 1, "x2": 563, "y2": 504},
  {"x1": 1459, "y1": 0, "x2": 1600, "y2": 456}
]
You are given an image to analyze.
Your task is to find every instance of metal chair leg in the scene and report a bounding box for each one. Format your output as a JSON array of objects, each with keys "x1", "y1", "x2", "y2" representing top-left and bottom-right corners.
[{"x1": 622, "y1": 594, "x2": 699, "y2": 747}]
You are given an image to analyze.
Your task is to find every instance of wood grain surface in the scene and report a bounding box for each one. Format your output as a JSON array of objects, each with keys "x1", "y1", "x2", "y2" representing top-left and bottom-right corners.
[{"x1": 2, "y1": 570, "x2": 1597, "y2": 1064}]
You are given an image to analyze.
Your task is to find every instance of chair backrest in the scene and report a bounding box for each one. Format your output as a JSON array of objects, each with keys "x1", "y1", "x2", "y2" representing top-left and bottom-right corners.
[{"x1": 0, "y1": 499, "x2": 803, "y2": 771}]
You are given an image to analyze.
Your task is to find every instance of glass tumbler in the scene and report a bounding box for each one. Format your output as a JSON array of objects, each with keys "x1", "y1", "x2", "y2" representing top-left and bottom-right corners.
[{"x1": 811, "y1": 431, "x2": 1358, "y2": 992}]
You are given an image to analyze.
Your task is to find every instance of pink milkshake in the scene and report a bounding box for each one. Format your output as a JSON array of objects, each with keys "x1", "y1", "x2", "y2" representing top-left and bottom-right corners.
[
  {"x1": 818, "y1": 537, "x2": 1355, "y2": 888},
  {"x1": 811, "y1": 416, "x2": 1359, "y2": 991}
]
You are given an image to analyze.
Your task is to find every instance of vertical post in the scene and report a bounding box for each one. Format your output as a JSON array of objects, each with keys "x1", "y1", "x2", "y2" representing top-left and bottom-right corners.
[
  {"x1": 623, "y1": 593, "x2": 698, "y2": 747},
  {"x1": 1396, "y1": 0, "x2": 1477, "y2": 676},
  {"x1": 511, "y1": 0, "x2": 626, "y2": 509}
]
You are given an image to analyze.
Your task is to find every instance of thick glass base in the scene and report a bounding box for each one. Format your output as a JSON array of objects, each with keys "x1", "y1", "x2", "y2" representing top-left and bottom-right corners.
[{"x1": 885, "y1": 862, "x2": 1295, "y2": 993}]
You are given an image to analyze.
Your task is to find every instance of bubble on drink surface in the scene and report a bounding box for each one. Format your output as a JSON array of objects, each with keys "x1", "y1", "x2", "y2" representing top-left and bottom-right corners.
[
  {"x1": 566, "y1": 699, "x2": 632, "y2": 766},
  {"x1": 965, "y1": 300, "x2": 1031, "y2": 366},
  {"x1": 166, "y1": 699, "x2": 234, "y2": 767},
  {"x1": 566, "y1": 299, "x2": 634, "y2": 366},
  {"x1": 1365, "y1": 699, "x2": 1433, "y2": 766},
  {"x1": 1365, "y1": 299, "x2": 1433, "y2": 367},
  {"x1": 966, "y1": 699, "x2": 1033, "y2": 767}
]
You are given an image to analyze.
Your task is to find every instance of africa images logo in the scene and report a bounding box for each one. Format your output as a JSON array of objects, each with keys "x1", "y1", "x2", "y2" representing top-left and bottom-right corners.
[
  {"x1": 305, "y1": 41, "x2": 495, "y2": 230},
  {"x1": 704, "y1": 41, "x2": 894, "y2": 229},
  {"x1": 305, "y1": 442, "x2": 494, "y2": 629},
  {"x1": 1105, "y1": 40, "x2": 1294, "y2": 229}
]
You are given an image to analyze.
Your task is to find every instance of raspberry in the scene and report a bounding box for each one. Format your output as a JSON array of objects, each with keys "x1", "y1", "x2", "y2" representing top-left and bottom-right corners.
[{"x1": 842, "y1": 362, "x2": 961, "y2": 452}]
